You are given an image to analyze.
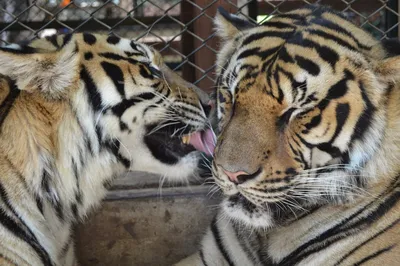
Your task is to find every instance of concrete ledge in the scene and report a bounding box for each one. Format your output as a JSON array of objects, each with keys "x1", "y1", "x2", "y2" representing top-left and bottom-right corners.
[{"x1": 106, "y1": 185, "x2": 213, "y2": 201}]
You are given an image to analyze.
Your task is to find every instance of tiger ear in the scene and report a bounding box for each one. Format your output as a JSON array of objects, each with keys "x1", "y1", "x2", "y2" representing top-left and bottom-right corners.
[
  {"x1": 0, "y1": 41, "x2": 79, "y2": 97},
  {"x1": 374, "y1": 55, "x2": 400, "y2": 83},
  {"x1": 372, "y1": 39, "x2": 400, "y2": 82},
  {"x1": 214, "y1": 7, "x2": 256, "y2": 41}
]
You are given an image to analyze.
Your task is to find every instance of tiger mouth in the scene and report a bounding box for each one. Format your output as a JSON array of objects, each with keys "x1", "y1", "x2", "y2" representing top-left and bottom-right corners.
[
  {"x1": 181, "y1": 130, "x2": 215, "y2": 155},
  {"x1": 144, "y1": 122, "x2": 215, "y2": 165}
]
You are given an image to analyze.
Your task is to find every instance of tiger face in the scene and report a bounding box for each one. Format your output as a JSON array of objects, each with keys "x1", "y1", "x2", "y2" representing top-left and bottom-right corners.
[
  {"x1": 0, "y1": 33, "x2": 215, "y2": 182},
  {"x1": 212, "y1": 6, "x2": 400, "y2": 228}
]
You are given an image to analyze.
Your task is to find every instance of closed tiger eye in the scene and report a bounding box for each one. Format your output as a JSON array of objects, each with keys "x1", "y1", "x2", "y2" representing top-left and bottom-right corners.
[
  {"x1": 148, "y1": 66, "x2": 162, "y2": 79},
  {"x1": 277, "y1": 108, "x2": 296, "y2": 131}
]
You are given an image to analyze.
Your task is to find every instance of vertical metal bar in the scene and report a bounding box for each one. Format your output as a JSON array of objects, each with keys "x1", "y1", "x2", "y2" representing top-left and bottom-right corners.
[
  {"x1": 386, "y1": 0, "x2": 399, "y2": 38},
  {"x1": 247, "y1": 0, "x2": 258, "y2": 21},
  {"x1": 180, "y1": 0, "x2": 196, "y2": 82},
  {"x1": 192, "y1": 0, "x2": 238, "y2": 92}
]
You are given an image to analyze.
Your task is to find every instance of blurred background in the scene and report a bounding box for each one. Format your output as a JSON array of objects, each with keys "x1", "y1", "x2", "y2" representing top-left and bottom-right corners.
[{"x1": 1, "y1": 1, "x2": 399, "y2": 265}]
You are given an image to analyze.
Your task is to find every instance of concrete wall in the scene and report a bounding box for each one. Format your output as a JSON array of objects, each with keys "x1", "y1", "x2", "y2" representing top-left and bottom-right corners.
[{"x1": 75, "y1": 172, "x2": 219, "y2": 266}]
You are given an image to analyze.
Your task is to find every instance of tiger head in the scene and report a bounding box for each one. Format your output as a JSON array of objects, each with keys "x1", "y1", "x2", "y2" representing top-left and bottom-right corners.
[
  {"x1": 0, "y1": 33, "x2": 215, "y2": 182},
  {"x1": 212, "y1": 6, "x2": 400, "y2": 228}
]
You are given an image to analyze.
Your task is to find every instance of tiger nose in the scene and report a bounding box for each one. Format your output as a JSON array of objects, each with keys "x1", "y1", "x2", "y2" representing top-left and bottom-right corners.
[{"x1": 222, "y1": 168, "x2": 261, "y2": 184}]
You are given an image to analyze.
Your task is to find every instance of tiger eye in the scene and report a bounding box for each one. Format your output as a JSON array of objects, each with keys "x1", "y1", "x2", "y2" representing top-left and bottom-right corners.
[{"x1": 148, "y1": 66, "x2": 162, "y2": 79}]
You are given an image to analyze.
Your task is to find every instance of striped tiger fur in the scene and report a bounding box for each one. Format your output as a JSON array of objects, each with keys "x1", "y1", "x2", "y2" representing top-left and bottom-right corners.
[
  {"x1": 0, "y1": 33, "x2": 214, "y2": 265},
  {"x1": 177, "y1": 5, "x2": 400, "y2": 266}
]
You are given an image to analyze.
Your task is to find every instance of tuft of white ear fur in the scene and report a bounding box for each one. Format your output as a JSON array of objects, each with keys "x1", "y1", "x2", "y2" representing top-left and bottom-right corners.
[
  {"x1": 214, "y1": 7, "x2": 255, "y2": 41},
  {"x1": 0, "y1": 41, "x2": 79, "y2": 97}
]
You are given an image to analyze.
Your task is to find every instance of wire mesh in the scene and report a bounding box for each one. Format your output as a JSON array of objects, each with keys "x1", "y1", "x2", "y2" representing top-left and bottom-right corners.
[{"x1": 1, "y1": 0, "x2": 399, "y2": 90}]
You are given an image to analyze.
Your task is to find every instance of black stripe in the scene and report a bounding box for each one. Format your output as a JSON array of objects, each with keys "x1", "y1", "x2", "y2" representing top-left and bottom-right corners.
[
  {"x1": 111, "y1": 92, "x2": 155, "y2": 117},
  {"x1": 0, "y1": 79, "x2": 20, "y2": 131},
  {"x1": 275, "y1": 66, "x2": 299, "y2": 101},
  {"x1": 42, "y1": 171, "x2": 64, "y2": 221},
  {"x1": 264, "y1": 21, "x2": 297, "y2": 30},
  {"x1": 316, "y1": 70, "x2": 353, "y2": 112},
  {"x1": 303, "y1": 114, "x2": 321, "y2": 131},
  {"x1": 254, "y1": 231, "x2": 272, "y2": 265},
  {"x1": 142, "y1": 104, "x2": 157, "y2": 116},
  {"x1": 71, "y1": 203, "x2": 78, "y2": 218},
  {"x1": 316, "y1": 103, "x2": 350, "y2": 157},
  {"x1": 278, "y1": 47, "x2": 295, "y2": 63},
  {"x1": 242, "y1": 30, "x2": 295, "y2": 46},
  {"x1": 277, "y1": 108, "x2": 296, "y2": 131},
  {"x1": 238, "y1": 46, "x2": 281, "y2": 61},
  {"x1": 307, "y1": 29, "x2": 357, "y2": 51},
  {"x1": 80, "y1": 66, "x2": 103, "y2": 112},
  {"x1": 232, "y1": 222, "x2": 259, "y2": 264},
  {"x1": 294, "y1": 132, "x2": 313, "y2": 149},
  {"x1": 218, "y1": 59, "x2": 231, "y2": 86},
  {"x1": 128, "y1": 68, "x2": 137, "y2": 85},
  {"x1": 332, "y1": 103, "x2": 350, "y2": 140},
  {"x1": 45, "y1": 35, "x2": 60, "y2": 48},
  {"x1": 139, "y1": 64, "x2": 153, "y2": 79},
  {"x1": 350, "y1": 81, "x2": 376, "y2": 143},
  {"x1": 288, "y1": 34, "x2": 339, "y2": 68},
  {"x1": 62, "y1": 34, "x2": 73, "y2": 47},
  {"x1": 130, "y1": 40, "x2": 138, "y2": 50},
  {"x1": 101, "y1": 61, "x2": 125, "y2": 98},
  {"x1": 99, "y1": 52, "x2": 139, "y2": 65},
  {"x1": 95, "y1": 125, "x2": 103, "y2": 144},
  {"x1": 35, "y1": 196, "x2": 44, "y2": 215},
  {"x1": 309, "y1": 17, "x2": 372, "y2": 50},
  {"x1": 328, "y1": 70, "x2": 353, "y2": 99},
  {"x1": 211, "y1": 217, "x2": 235, "y2": 266},
  {"x1": 274, "y1": 71, "x2": 284, "y2": 104},
  {"x1": 173, "y1": 105, "x2": 204, "y2": 122},
  {"x1": 237, "y1": 47, "x2": 260, "y2": 61},
  {"x1": 199, "y1": 249, "x2": 209, "y2": 266},
  {"x1": 278, "y1": 183, "x2": 400, "y2": 265},
  {"x1": 295, "y1": 55, "x2": 320, "y2": 76},
  {"x1": 125, "y1": 51, "x2": 143, "y2": 57},
  {"x1": 103, "y1": 139, "x2": 131, "y2": 168},
  {"x1": 335, "y1": 218, "x2": 399, "y2": 265},
  {"x1": 353, "y1": 245, "x2": 395, "y2": 266},
  {"x1": 301, "y1": 93, "x2": 318, "y2": 106},
  {"x1": 0, "y1": 183, "x2": 53, "y2": 266},
  {"x1": 71, "y1": 158, "x2": 82, "y2": 205},
  {"x1": 59, "y1": 236, "x2": 72, "y2": 259}
]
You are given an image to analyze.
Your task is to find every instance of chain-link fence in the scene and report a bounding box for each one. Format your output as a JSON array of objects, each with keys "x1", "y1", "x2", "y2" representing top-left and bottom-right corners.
[{"x1": 1, "y1": 0, "x2": 399, "y2": 91}]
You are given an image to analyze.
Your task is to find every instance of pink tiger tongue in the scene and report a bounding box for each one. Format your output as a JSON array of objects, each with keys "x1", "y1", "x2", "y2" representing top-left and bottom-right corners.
[{"x1": 188, "y1": 129, "x2": 216, "y2": 156}]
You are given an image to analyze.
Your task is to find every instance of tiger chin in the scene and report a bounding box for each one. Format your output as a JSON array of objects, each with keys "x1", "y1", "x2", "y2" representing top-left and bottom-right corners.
[
  {"x1": 177, "y1": 5, "x2": 400, "y2": 266},
  {"x1": 0, "y1": 33, "x2": 215, "y2": 265}
]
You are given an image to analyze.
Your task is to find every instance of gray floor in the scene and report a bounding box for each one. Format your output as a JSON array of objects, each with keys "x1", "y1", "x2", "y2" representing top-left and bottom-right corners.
[{"x1": 76, "y1": 172, "x2": 220, "y2": 266}]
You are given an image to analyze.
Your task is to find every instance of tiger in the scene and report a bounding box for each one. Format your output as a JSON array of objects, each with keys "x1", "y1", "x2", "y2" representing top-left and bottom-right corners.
[
  {"x1": 0, "y1": 33, "x2": 215, "y2": 266},
  {"x1": 177, "y1": 5, "x2": 400, "y2": 266}
]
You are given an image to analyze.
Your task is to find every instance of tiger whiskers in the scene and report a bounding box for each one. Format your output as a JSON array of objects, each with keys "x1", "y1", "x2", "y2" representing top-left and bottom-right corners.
[
  {"x1": 291, "y1": 175, "x2": 381, "y2": 202},
  {"x1": 146, "y1": 121, "x2": 181, "y2": 136},
  {"x1": 158, "y1": 173, "x2": 168, "y2": 197},
  {"x1": 208, "y1": 185, "x2": 221, "y2": 198}
]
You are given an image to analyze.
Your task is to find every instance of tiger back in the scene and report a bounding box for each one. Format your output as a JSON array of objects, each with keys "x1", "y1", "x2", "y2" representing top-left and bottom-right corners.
[
  {"x1": 177, "y1": 5, "x2": 400, "y2": 266},
  {"x1": 0, "y1": 33, "x2": 214, "y2": 265}
]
